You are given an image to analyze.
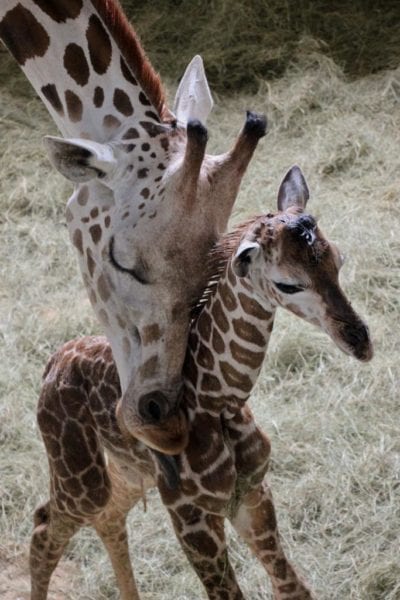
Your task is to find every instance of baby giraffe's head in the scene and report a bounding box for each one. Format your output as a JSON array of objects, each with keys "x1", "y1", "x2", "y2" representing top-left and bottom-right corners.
[{"x1": 232, "y1": 166, "x2": 373, "y2": 362}]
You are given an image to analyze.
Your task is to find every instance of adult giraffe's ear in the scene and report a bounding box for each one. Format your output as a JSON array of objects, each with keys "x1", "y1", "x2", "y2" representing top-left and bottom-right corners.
[
  {"x1": 277, "y1": 165, "x2": 310, "y2": 211},
  {"x1": 44, "y1": 136, "x2": 117, "y2": 183},
  {"x1": 173, "y1": 55, "x2": 213, "y2": 125},
  {"x1": 232, "y1": 240, "x2": 261, "y2": 278}
]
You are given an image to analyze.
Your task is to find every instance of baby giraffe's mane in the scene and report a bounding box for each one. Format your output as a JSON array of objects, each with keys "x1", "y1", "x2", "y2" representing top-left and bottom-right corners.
[{"x1": 190, "y1": 215, "x2": 263, "y2": 321}]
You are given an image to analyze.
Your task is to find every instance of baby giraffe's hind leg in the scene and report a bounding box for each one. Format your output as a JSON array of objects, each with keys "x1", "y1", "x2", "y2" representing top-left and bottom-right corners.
[
  {"x1": 30, "y1": 501, "x2": 81, "y2": 600},
  {"x1": 91, "y1": 460, "x2": 143, "y2": 600},
  {"x1": 231, "y1": 483, "x2": 316, "y2": 600}
]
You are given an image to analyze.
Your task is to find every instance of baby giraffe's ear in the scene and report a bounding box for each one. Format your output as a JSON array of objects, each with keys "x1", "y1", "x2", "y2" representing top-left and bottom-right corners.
[
  {"x1": 277, "y1": 165, "x2": 310, "y2": 211},
  {"x1": 232, "y1": 241, "x2": 261, "y2": 278}
]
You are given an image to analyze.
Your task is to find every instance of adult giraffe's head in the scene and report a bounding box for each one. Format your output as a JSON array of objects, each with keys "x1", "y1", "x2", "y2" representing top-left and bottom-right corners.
[
  {"x1": 232, "y1": 166, "x2": 373, "y2": 362},
  {"x1": 0, "y1": 0, "x2": 267, "y2": 452}
]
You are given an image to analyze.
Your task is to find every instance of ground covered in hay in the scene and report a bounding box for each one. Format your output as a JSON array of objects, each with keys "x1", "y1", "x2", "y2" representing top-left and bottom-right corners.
[{"x1": 1, "y1": 4, "x2": 400, "y2": 599}]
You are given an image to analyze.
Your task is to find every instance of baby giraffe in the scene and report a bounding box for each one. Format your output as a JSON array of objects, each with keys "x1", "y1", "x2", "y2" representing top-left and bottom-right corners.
[{"x1": 32, "y1": 167, "x2": 372, "y2": 600}]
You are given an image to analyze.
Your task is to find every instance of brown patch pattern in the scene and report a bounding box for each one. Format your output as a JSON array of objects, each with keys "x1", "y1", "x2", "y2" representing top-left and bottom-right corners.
[
  {"x1": 0, "y1": 5, "x2": 50, "y2": 65},
  {"x1": 113, "y1": 88, "x2": 134, "y2": 116},
  {"x1": 93, "y1": 86, "x2": 104, "y2": 108},
  {"x1": 63, "y1": 43, "x2": 90, "y2": 86},
  {"x1": 232, "y1": 317, "x2": 265, "y2": 347},
  {"x1": 65, "y1": 90, "x2": 83, "y2": 122},
  {"x1": 41, "y1": 84, "x2": 64, "y2": 115},
  {"x1": 86, "y1": 14, "x2": 112, "y2": 75},
  {"x1": 32, "y1": 0, "x2": 83, "y2": 23}
]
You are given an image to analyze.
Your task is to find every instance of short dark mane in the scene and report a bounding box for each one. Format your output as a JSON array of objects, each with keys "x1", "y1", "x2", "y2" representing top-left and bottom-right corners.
[
  {"x1": 190, "y1": 216, "x2": 262, "y2": 321},
  {"x1": 91, "y1": 0, "x2": 169, "y2": 121}
]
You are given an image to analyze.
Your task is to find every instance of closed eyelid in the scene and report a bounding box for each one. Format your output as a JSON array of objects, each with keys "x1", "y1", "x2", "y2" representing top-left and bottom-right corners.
[{"x1": 109, "y1": 236, "x2": 149, "y2": 284}]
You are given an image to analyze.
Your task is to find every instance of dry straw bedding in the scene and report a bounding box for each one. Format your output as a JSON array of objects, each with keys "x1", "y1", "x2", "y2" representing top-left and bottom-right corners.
[{"x1": 0, "y1": 3, "x2": 400, "y2": 599}]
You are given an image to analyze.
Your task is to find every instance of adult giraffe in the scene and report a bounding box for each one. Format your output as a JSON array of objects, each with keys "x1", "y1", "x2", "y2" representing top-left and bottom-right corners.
[
  {"x1": 31, "y1": 167, "x2": 372, "y2": 599},
  {"x1": 0, "y1": 0, "x2": 267, "y2": 452}
]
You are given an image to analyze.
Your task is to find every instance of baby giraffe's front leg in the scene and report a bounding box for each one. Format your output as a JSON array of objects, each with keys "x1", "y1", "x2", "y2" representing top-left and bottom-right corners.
[
  {"x1": 231, "y1": 483, "x2": 316, "y2": 600},
  {"x1": 167, "y1": 505, "x2": 244, "y2": 600}
]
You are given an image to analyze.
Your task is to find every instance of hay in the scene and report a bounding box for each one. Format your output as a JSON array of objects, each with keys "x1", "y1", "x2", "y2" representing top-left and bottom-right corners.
[
  {"x1": 122, "y1": 0, "x2": 400, "y2": 92},
  {"x1": 1, "y1": 16, "x2": 400, "y2": 600}
]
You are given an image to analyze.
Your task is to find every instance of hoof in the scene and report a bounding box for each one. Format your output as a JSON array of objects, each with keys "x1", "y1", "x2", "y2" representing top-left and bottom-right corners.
[
  {"x1": 244, "y1": 111, "x2": 267, "y2": 138},
  {"x1": 187, "y1": 119, "x2": 208, "y2": 143}
]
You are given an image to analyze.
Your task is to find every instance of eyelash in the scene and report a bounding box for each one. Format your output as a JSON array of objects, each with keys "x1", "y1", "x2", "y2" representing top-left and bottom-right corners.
[
  {"x1": 109, "y1": 237, "x2": 148, "y2": 285},
  {"x1": 274, "y1": 282, "x2": 304, "y2": 294}
]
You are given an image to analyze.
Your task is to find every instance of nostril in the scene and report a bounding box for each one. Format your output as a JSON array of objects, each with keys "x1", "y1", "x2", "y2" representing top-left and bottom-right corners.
[{"x1": 147, "y1": 399, "x2": 162, "y2": 422}]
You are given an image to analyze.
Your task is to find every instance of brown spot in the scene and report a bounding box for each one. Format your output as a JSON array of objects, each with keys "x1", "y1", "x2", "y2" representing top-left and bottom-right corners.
[
  {"x1": 139, "y1": 355, "x2": 159, "y2": 379},
  {"x1": 77, "y1": 185, "x2": 89, "y2": 205},
  {"x1": 184, "y1": 351, "x2": 198, "y2": 385},
  {"x1": 62, "y1": 420, "x2": 92, "y2": 473},
  {"x1": 142, "y1": 324, "x2": 162, "y2": 345},
  {"x1": 138, "y1": 168, "x2": 149, "y2": 178},
  {"x1": 160, "y1": 136, "x2": 169, "y2": 151},
  {"x1": 0, "y1": 5, "x2": 50, "y2": 65},
  {"x1": 120, "y1": 56, "x2": 137, "y2": 85},
  {"x1": 63, "y1": 43, "x2": 89, "y2": 86},
  {"x1": 219, "y1": 281, "x2": 238, "y2": 312},
  {"x1": 176, "y1": 504, "x2": 202, "y2": 525},
  {"x1": 122, "y1": 127, "x2": 139, "y2": 139},
  {"x1": 200, "y1": 456, "x2": 235, "y2": 493},
  {"x1": 81, "y1": 466, "x2": 103, "y2": 489},
  {"x1": 65, "y1": 89, "x2": 83, "y2": 122},
  {"x1": 98, "y1": 308, "x2": 109, "y2": 326},
  {"x1": 274, "y1": 559, "x2": 287, "y2": 580},
  {"x1": 122, "y1": 337, "x2": 131, "y2": 355},
  {"x1": 219, "y1": 360, "x2": 253, "y2": 393},
  {"x1": 148, "y1": 211, "x2": 157, "y2": 219},
  {"x1": 141, "y1": 143, "x2": 150, "y2": 152},
  {"x1": 93, "y1": 86, "x2": 104, "y2": 107},
  {"x1": 139, "y1": 91, "x2": 151, "y2": 106},
  {"x1": 72, "y1": 229, "x2": 83, "y2": 254},
  {"x1": 86, "y1": 247, "x2": 95, "y2": 277},
  {"x1": 232, "y1": 318, "x2": 265, "y2": 347},
  {"x1": 104, "y1": 215, "x2": 111, "y2": 228},
  {"x1": 211, "y1": 327, "x2": 225, "y2": 354},
  {"x1": 86, "y1": 14, "x2": 112, "y2": 75},
  {"x1": 140, "y1": 188, "x2": 150, "y2": 199},
  {"x1": 157, "y1": 163, "x2": 166, "y2": 170},
  {"x1": 197, "y1": 311, "x2": 212, "y2": 343},
  {"x1": 201, "y1": 372, "x2": 221, "y2": 392},
  {"x1": 196, "y1": 343, "x2": 215, "y2": 370},
  {"x1": 139, "y1": 121, "x2": 164, "y2": 137},
  {"x1": 211, "y1": 299, "x2": 229, "y2": 334},
  {"x1": 89, "y1": 224, "x2": 102, "y2": 244},
  {"x1": 113, "y1": 88, "x2": 133, "y2": 116},
  {"x1": 89, "y1": 288, "x2": 97, "y2": 305},
  {"x1": 183, "y1": 531, "x2": 218, "y2": 558},
  {"x1": 65, "y1": 208, "x2": 74, "y2": 223},
  {"x1": 116, "y1": 314, "x2": 126, "y2": 329},
  {"x1": 238, "y1": 292, "x2": 272, "y2": 321},
  {"x1": 146, "y1": 110, "x2": 160, "y2": 121},
  {"x1": 97, "y1": 274, "x2": 111, "y2": 302},
  {"x1": 229, "y1": 340, "x2": 264, "y2": 369},
  {"x1": 138, "y1": 203, "x2": 145, "y2": 210},
  {"x1": 90, "y1": 207, "x2": 99, "y2": 218},
  {"x1": 31, "y1": 0, "x2": 82, "y2": 22},
  {"x1": 103, "y1": 114, "x2": 121, "y2": 129},
  {"x1": 41, "y1": 84, "x2": 64, "y2": 115}
]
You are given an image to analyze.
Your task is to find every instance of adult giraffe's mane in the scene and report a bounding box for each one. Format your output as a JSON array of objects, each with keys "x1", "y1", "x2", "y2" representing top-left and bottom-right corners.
[
  {"x1": 91, "y1": 0, "x2": 169, "y2": 121},
  {"x1": 191, "y1": 216, "x2": 263, "y2": 321}
]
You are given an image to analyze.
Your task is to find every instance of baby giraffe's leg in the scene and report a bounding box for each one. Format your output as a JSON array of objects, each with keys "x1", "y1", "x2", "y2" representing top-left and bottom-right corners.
[
  {"x1": 231, "y1": 483, "x2": 315, "y2": 600},
  {"x1": 91, "y1": 460, "x2": 143, "y2": 600},
  {"x1": 168, "y1": 507, "x2": 244, "y2": 600},
  {"x1": 30, "y1": 501, "x2": 81, "y2": 600}
]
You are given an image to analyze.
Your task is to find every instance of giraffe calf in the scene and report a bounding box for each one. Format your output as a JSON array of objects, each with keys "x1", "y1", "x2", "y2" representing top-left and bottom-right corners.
[{"x1": 31, "y1": 167, "x2": 372, "y2": 600}]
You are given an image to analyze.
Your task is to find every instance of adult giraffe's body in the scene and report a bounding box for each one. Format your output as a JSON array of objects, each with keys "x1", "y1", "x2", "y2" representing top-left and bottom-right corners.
[
  {"x1": 0, "y1": 0, "x2": 267, "y2": 451},
  {"x1": 32, "y1": 168, "x2": 372, "y2": 599}
]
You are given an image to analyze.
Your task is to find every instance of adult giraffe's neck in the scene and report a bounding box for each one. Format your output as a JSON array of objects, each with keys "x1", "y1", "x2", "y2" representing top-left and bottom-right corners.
[
  {"x1": 185, "y1": 262, "x2": 276, "y2": 416},
  {"x1": 0, "y1": 0, "x2": 168, "y2": 141}
]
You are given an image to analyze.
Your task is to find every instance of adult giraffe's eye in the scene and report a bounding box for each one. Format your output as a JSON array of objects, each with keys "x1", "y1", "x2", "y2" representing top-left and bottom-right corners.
[
  {"x1": 109, "y1": 236, "x2": 149, "y2": 285},
  {"x1": 274, "y1": 282, "x2": 304, "y2": 294}
]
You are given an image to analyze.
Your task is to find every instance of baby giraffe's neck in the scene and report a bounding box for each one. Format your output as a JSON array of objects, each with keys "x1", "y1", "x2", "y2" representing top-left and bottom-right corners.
[{"x1": 184, "y1": 262, "x2": 276, "y2": 417}]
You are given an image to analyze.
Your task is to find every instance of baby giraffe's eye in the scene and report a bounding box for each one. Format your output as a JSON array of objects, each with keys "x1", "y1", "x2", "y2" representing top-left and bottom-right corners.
[{"x1": 274, "y1": 282, "x2": 304, "y2": 294}]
